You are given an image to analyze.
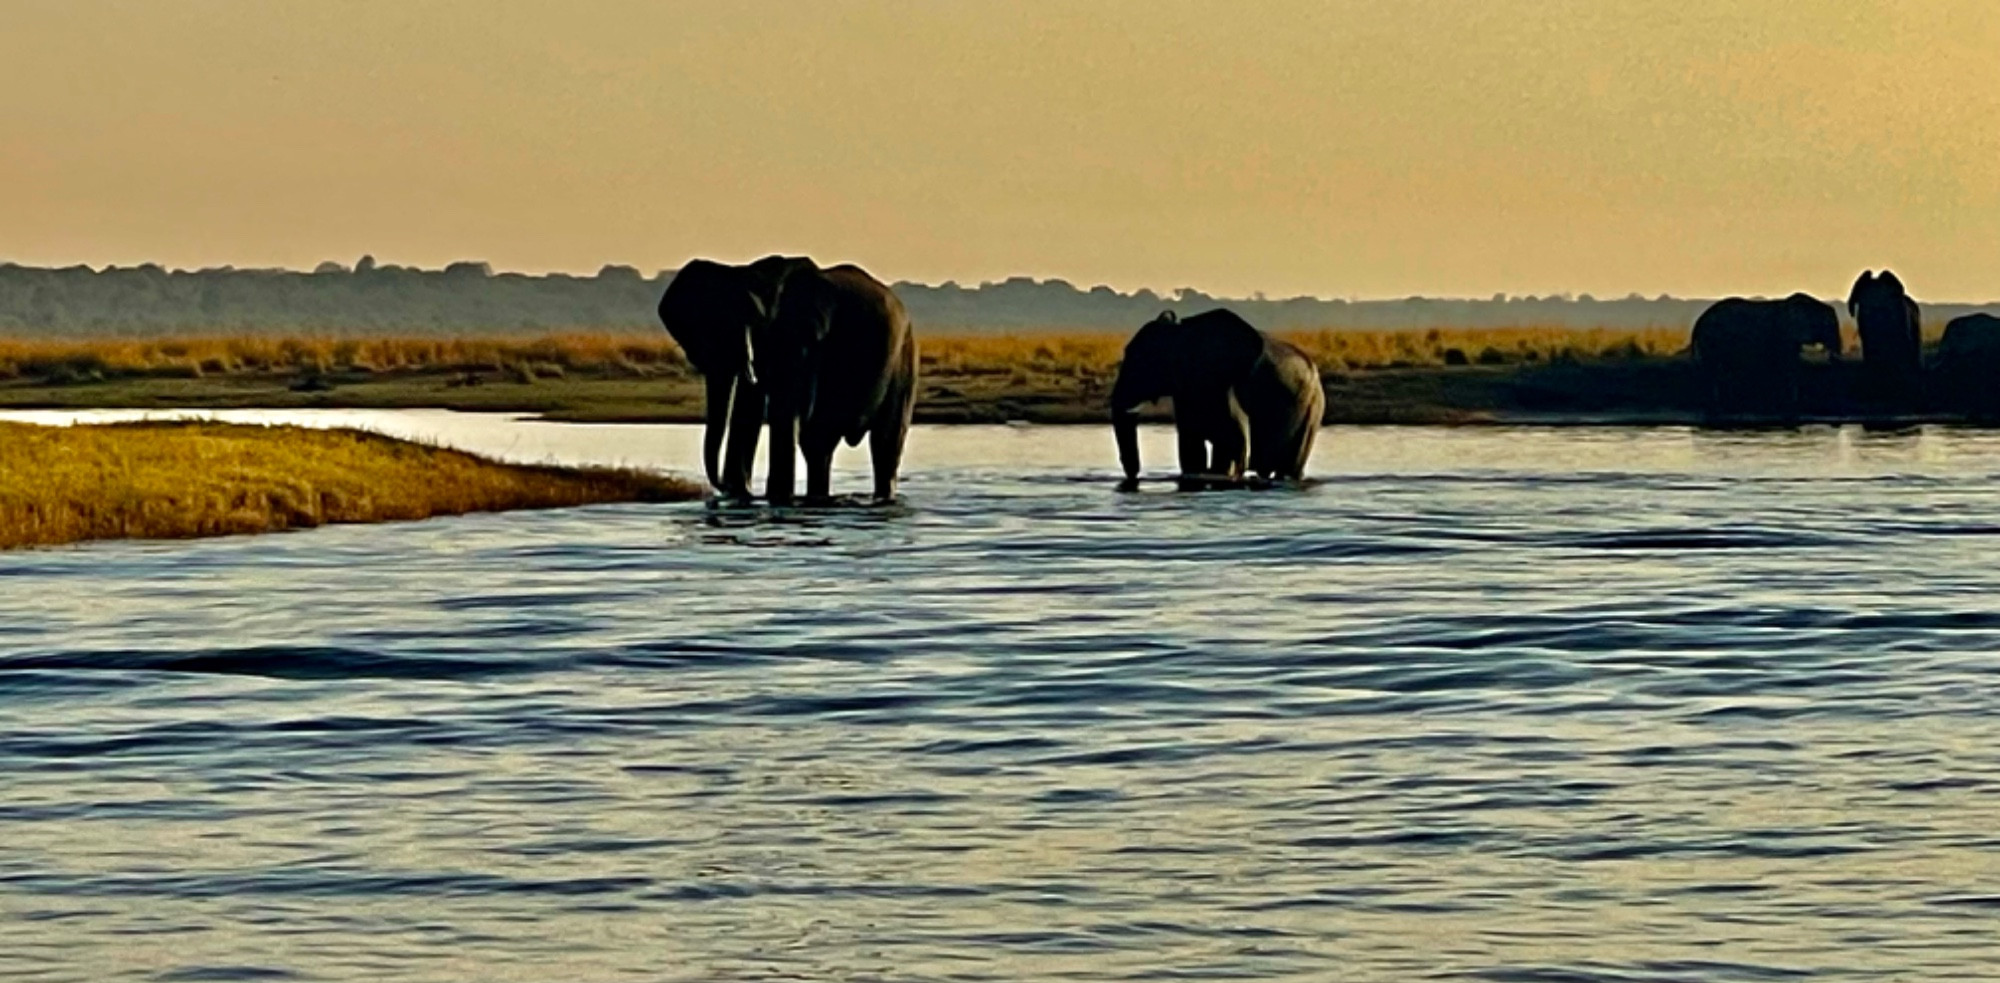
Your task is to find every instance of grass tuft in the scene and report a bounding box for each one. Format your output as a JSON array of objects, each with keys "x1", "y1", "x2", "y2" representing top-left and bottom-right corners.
[{"x1": 0, "y1": 421, "x2": 702, "y2": 549}]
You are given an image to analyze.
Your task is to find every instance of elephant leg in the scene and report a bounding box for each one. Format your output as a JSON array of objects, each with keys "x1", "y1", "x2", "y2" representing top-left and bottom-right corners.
[
  {"x1": 799, "y1": 406, "x2": 845, "y2": 502},
  {"x1": 804, "y1": 443, "x2": 837, "y2": 502},
  {"x1": 868, "y1": 390, "x2": 914, "y2": 503},
  {"x1": 766, "y1": 414, "x2": 798, "y2": 505},
  {"x1": 1214, "y1": 401, "x2": 1249, "y2": 479},
  {"x1": 1177, "y1": 427, "x2": 1210, "y2": 475},
  {"x1": 1291, "y1": 424, "x2": 1317, "y2": 479},
  {"x1": 1295, "y1": 386, "x2": 1325, "y2": 478},
  {"x1": 1284, "y1": 405, "x2": 1320, "y2": 479},
  {"x1": 1214, "y1": 426, "x2": 1248, "y2": 480},
  {"x1": 868, "y1": 432, "x2": 902, "y2": 501}
]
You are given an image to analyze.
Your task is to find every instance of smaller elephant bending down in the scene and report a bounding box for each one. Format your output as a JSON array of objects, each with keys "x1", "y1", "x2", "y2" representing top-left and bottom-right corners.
[
  {"x1": 1690, "y1": 294, "x2": 1841, "y2": 416},
  {"x1": 1111, "y1": 309, "x2": 1323, "y2": 485}
]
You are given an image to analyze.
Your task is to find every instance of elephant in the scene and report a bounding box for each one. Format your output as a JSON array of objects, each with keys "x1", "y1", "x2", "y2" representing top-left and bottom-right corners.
[
  {"x1": 655, "y1": 254, "x2": 814, "y2": 498},
  {"x1": 751, "y1": 262, "x2": 918, "y2": 504},
  {"x1": 1110, "y1": 309, "x2": 1323, "y2": 487},
  {"x1": 1689, "y1": 293, "x2": 1842, "y2": 416},
  {"x1": 1848, "y1": 270, "x2": 1923, "y2": 405},
  {"x1": 1936, "y1": 313, "x2": 2000, "y2": 418}
]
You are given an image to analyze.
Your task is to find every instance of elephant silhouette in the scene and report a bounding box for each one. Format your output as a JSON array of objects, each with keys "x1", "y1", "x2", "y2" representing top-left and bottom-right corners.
[
  {"x1": 656, "y1": 255, "x2": 815, "y2": 498},
  {"x1": 1847, "y1": 270, "x2": 1923, "y2": 406},
  {"x1": 1936, "y1": 313, "x2": 2000, "y2": 419},
  {"x1": 1689, "y1": 294, "x2": 1841, "y2": 417},
  {"x1": 1110, "y1": 309, "x2": 1322, "y2": 488}
]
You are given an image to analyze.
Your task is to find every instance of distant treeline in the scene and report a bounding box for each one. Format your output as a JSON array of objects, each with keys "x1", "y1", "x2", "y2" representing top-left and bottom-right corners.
[{"x1": 4, "y1": 259, "x2": 1996, "y2": 338}]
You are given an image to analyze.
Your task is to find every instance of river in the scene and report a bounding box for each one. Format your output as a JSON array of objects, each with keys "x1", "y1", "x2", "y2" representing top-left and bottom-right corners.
[{"x1": 4, "y1": 411, "x2": 2000, "y2": 981}]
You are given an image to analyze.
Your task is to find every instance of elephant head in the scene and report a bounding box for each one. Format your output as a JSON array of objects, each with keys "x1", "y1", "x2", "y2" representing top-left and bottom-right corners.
[
  {"x1": 1848, "y1": 269, "x2": 1909, "y2": 321},
  {"x1": 1110, "y1": 312, "x2": 1188, "y2": 480},
  {"x1": 752, "y1": 265, "x2": 840, "y2": 430},
  {"x1": 1784, "y1": 292, "x2": 1842, "y2": 358},
  {"x1": 656, "y1": 255, "x2": 811, "y2": 492}
]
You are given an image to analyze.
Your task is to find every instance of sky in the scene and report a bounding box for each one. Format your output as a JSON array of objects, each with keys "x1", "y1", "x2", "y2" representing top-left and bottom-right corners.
[{"x1": 5, "y1": 0, "x2": 1999, "y2": 299}]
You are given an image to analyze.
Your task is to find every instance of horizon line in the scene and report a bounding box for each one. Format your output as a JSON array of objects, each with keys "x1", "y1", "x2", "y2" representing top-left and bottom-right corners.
[{"x1": 8, "y1": 257, "x2": 2000, "y2": 307}]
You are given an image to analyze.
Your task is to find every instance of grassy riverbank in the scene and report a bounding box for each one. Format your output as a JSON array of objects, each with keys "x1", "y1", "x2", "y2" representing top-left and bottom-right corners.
[
  {"x1": 0, "y1": 326, "x2": 1960, "y2": 426},
  {"x1": 0, "y1": 328, "x2": 1708, "y2": 424},
  {"x1": 0, "y1": 421, "x2": 701, "y2": 549}
]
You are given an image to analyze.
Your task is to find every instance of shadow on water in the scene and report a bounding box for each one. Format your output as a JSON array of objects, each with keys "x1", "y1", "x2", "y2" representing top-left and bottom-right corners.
[
  {"x1": 1114, "y1": 474, "x2": 1324, "y2": 494},
  {"x1": 690, "y1": 494, "x2": 916, "y2": 547}
]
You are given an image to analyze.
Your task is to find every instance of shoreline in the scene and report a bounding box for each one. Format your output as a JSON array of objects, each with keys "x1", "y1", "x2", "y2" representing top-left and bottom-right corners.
[{"x1": 0, "y1": 365, "x2": 1988, "y2": 430}]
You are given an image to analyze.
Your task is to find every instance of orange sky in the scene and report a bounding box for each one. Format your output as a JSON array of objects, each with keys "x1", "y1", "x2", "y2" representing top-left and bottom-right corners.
[{"x1": 5, "y1": 0, "x2": 1998, "y2": 298}]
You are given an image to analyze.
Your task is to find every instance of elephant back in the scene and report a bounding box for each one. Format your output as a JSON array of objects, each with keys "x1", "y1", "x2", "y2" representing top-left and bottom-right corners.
[
  {"x1": 1940, "y1": 314, "x2": 2000, "y2": 364},
  {"x1": 1937, "y1": 313, "x2": 2000, "y2": 415},
  {"x1": 1693, "y1": 298, "x2": 1784, "y2": 361},
  {"x1": 775, "y1": 263, "x2": 914, "y2": 444},
  {"x1": 1177, "y1": 309, "x2": 1274, "y2": 386}
]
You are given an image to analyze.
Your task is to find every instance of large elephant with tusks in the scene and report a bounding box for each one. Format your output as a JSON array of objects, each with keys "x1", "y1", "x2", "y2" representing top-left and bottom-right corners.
[
  {"x1": 1848, "y1": 270, "x2": 1923, "y2": 405},
  {"x1": 1690, "y1": 293, "x2": 1842, "y2": 416},
  {"x1": 751, "y1": 263, "x2": 918, "y2": 504},
  {"x1": 656, "y1": 255, "x2": 815, "y2": 498},
  {"x1": 1111, "y1": 309, "x2": 1323, "y2": 487}
]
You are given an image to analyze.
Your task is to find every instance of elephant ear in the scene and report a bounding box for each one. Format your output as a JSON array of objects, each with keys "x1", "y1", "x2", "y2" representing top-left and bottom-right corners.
[
  {"x1": 1878, "y1": 269, "x2": 1905, "y2": 297},
  {"x1": 1848, "y1": 270, "x2": 1874, "y2": 316}
]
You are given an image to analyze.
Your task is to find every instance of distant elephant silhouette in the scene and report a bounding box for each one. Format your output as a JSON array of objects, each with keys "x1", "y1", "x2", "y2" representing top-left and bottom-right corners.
[
  {"x1": 656, "y1": 255, "x2": 814, "y2": 497},
  {"x1": 1689, "y1": 294, "x2": 1841, "y2": 416},
  {"x1": 753, "y1": 262, "x2": 918, "y2": 504},
  {"x1": 1936, "y1": 313, "x2": 2000, "y2": 418},
  {"x1": 1111, "y1": 309, "x2": 1323, "y2": 486},
  {"x1": 1848, "y1": 270, "x2": 1923, "y2": 405}
]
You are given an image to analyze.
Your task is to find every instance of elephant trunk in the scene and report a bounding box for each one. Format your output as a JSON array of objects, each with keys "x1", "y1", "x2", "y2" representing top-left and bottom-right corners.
[
  {"x1": 703, "y1": 372, "x2": 737, "y2": 491},
  {"x1": 1113, "y1": 408, "x2": 1142, "y2": 480},
  {"x1": 766, "y1": 407, "x2": 799, "y2": 504}
]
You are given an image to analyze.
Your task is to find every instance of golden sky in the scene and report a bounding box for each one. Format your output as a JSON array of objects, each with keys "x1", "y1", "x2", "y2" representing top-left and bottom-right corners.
[{"x1": 6, "y1": 0, "x2": 1998, "y2": 298}]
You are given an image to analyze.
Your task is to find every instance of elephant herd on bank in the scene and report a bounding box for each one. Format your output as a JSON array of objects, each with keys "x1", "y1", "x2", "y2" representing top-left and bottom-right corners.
[
  {"x1": 1692, "y1": 269, "x2": 2000, "y2": 417},
  {"x1": 656, "y1": 255, "x2": 1322, "y2": 502},
  {"x1": 662, "y1": 257, "x2": 2000, "y2": 503}
]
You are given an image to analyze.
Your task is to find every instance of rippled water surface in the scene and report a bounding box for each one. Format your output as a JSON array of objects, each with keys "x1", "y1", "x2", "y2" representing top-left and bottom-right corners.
[{"x1": 7, "y1": 412, "x2": 2000, "y2": 981}]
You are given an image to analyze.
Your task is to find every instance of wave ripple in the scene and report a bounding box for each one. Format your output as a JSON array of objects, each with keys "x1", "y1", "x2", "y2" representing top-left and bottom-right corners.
[{"x1": 4, "y1": 421, "x2": 2000, "y2": 982}]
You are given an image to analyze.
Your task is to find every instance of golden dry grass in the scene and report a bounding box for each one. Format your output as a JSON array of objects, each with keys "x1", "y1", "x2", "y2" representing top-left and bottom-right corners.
[
  {"x1": 0, "y1": 333, "x2": 692, "y2": 382},
  {"x1": 0, "y1": 421, "x2": 701, "y2": 549},
  {"x1": 914, "y1": 325, "x2": 1693, "y2": 374},
  {"x1": 0, "y1": 326, "x2": 1706, "y2": 384},
  {"x1": 0, "y1": 321, "x2": 1952, "y2": 385}
]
